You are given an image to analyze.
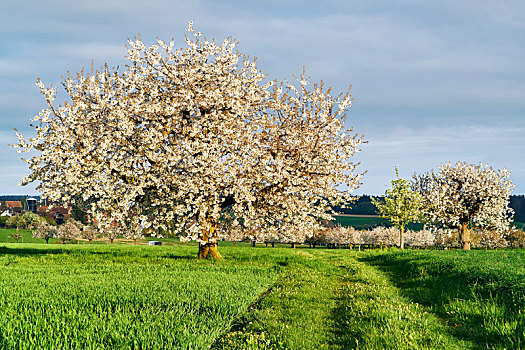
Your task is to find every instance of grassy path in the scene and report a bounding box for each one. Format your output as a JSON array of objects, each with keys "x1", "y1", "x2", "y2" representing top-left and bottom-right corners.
[
  {"x1": 214, "y1": 250, "x2": 470, "y2": 349},
  {"x1": 337, "y1": 255, "x2": 471, "y2": 349}
]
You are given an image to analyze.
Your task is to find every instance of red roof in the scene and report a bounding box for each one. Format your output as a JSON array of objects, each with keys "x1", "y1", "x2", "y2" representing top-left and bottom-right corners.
[
  {"x1": 6, "y1": 201, "x2": 22, "y2": 208},
  {"x1": 38, "y1": 206, "x2": 71, "y2": 215}
]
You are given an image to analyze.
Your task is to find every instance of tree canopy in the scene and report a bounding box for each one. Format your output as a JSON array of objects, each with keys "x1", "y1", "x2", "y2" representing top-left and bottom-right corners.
[
  {"x1": 14, "y1": 23, "x2": 364, "y2": 258},
  {"x1": 413, "y1": 161, "x2": 514, "y2": 250},
  {"x1": 372, "y1": 167, "x2": 423, "y2": 249}
]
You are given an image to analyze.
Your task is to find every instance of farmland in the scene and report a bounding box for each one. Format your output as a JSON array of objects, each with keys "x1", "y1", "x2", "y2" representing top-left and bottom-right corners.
[
  {"x1": 0, "y1": 244, "x2": 276, "y2": 349},
  {"x1": 0, "y1": 242, "x2": 523, "y2": 349}
]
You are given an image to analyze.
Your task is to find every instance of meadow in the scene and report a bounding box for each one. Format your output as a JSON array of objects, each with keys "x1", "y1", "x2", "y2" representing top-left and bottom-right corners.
[{"x1": 0, "y1": 239, "x2": 523, "y2": 349}]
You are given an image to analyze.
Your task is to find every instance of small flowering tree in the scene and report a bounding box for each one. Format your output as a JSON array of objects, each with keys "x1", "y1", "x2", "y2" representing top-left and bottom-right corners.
[
  {"x1": 80, "y1": 225, "x2": 98, "y2": 244},
  {"x1": 8, "y1": 232, "x2": 23, "y2": 243},
  {"x1": 125, "y1": 223, "x2": 144, "y2": 245},
  {"x1": 414, "y1": 162, "x2": 514, "y2": 250},
  {"x1": 223, "y1": 226, "x2": 246, "y2": 246},
  {"x1": 32, "y1": 219, "x2": 56, "y2": 243},
  {"x1": 475, "y1": 229, "x2": 508, "y2": 250},
  {"x1": 56, "y1": 219, "x2": 81, "y2": 243},
  {"x1": 404, "y1": 228, "x2": 437, "y2": 248},
  {"x1": 372, "y1": 167, "x2": 423, "y2": 249},
  {"x1": 370, "y1": 226, "x2": 399, "y2": 247},
  {"x1": 14, "y1": 23, "x2": 364, "y2": 259},
  {"x1": 104, "y1": 224, "x2": 120, "y2": 245}
]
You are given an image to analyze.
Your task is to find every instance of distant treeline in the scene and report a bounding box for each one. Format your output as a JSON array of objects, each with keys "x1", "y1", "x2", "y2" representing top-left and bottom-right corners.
[
  {"x1": 0, "y1": 195, "x2": 41, "y2": 201},
  {"x1": 336, "y1": 194, "x2": 525, "y2": 223},
  {"x1": 334, "y1": 195, "x2": 381, "y2": 216},
  {"x1": 510, "y1": 195, "x2": 525, "y2": 222}
]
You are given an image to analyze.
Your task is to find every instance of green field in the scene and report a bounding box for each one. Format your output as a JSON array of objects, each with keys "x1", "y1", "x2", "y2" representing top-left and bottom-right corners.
[
  {"x1": 333, "y1": 215, "x2": 390, "y2": 228},
  {"x1": 0, "y1": 242, "x2": 524, "y2": 349},
  {"x1": 333, "y1": 215, "x2": 424, "y2": 230},
  {"x1": 0, "y1": 244, "x2": 278, "y2": 349}
]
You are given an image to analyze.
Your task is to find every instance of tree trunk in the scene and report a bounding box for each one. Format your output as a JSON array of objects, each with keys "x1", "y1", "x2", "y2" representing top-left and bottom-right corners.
[
  {"x1": 252, "y1": 240, "x2": 256, "y2": 247},
  {"x1": 198, "y1": 219, "x2": 222, "y2": 259},
  {"x1": 45, "y1": 237, "x2": 49, "y2": 244},
  {"x1": 399, "y1": 226, "x2": 405, "y2": 250},
  {"x1": 110, "y1": 238, "x2": 114, "y2": 244},
  {"x1": 271, "y1": 242, "x2": 275, "y2": 248},
  {"x1": 232, "y1": 241, "x2": 236, "y2": 247},
  {"x1": 291, "y1": 242, "x2": 296, "y2": 249},
  {"x1": 459, "y1": 223, "x2": 471, "y2": 250}
]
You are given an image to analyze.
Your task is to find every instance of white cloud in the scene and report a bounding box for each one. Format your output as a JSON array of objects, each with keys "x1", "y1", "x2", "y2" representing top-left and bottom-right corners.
[
  {"x1": 354, "y1": 122, "x2": 525, "y2": 194},
  {"x1": 1, "y1": 0, "x2": 525, "y2": 194}
]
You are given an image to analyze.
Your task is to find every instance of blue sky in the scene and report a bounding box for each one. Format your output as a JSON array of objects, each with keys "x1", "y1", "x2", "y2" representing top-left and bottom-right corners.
[{"x1": 1, "y1": 0, "x2": 524, "y2": 195}]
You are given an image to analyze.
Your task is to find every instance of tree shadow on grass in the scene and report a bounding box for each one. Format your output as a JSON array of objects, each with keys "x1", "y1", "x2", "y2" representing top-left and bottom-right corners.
[
  {"x1": 359, "y1": 253, "x2": 525, "y2": 349},
  {"x1": 0, "y1": 246, "x2": 72, "y2": 257}
]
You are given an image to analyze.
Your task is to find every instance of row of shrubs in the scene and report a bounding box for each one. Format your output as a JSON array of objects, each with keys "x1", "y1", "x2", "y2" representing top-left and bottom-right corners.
[{"x1": 224, "y1": 226, "x2": 525, "y2": 249}]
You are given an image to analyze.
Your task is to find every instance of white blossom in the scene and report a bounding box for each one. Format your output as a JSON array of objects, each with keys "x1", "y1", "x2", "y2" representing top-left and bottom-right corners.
[
  {"x1": 414, "y1": 162, "x2": 514, "y2": 250},
  {"x1": 14, "y1": 24, "x2": 364, "y2": 258}
]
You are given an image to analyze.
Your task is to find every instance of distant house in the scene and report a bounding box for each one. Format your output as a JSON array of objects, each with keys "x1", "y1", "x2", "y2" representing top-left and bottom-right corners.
[
  {"x1": 37, "y1": 205, "x2": 71, "y2": 225},
  {"x1": 0, "y1": 201, "x2": 23, "y2": 215}
]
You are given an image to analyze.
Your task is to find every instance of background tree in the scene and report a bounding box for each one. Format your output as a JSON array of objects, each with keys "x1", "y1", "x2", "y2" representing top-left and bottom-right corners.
[
  {"x1": 372, "y1": 167, "x2": 423, "y2": 249},
  {"x1": 6, "y1": 215, "x2": 26, "y2": 231},
  {"x1": 21, "y1": 212, "x2": 40, "y2": 229},
  {"x1": 104, "y1": 224, "x2": 120, "y2": 245},
  {"x1": 413, "y1": 162, "x2": 514, "y2": 250},
  {"x1": 70, "y1": 196, "x2": 91, "y2": 224},
  {"x1": 124, "y1": 223, "x2": 144, "y2": 245},
  {"x1": 56, "y1": 219, "x2": 81, "y2": 244},
  {"x1": 14, "y1": 23, "x2": 364, "y2": 259},
  {"x1": 8, "y1": 232, "x2": 23, "y2": 243},
  {"x1": 32, "y1": 219, "x2": 56, "y2": 244},
  {"x1": 507, "y1": 228, "x2": 525, "y2": 248},
  {"x1": 5, "y1": 215, "x2": 17, "y2": 229},
  {"x1": 474, "y1": 229, "x2": 508, "y2": 250},
  {"x1": 80, "y1": 225, "x2": 98, "y2": 244}
]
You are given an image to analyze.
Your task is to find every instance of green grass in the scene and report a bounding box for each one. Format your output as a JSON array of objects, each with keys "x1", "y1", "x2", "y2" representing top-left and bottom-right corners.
[
  {"x1": 362, "y1": 249, "x2": 525, "y2": 349},
  {"x1": 0, "y1": 241, "x2": 524, "y2": 349},
  {"x1": 0, "y1": 228, "x2": 55, "y2": 243},
  {"x1": 0, "y1": 244, "x2": 278, "y2": 349}
]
